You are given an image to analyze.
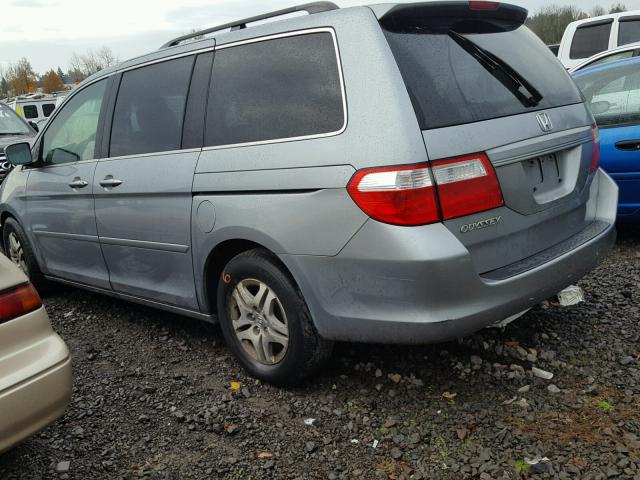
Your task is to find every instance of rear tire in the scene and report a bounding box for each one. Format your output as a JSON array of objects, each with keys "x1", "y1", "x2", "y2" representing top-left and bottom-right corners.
[
  {"x1": 217, "y1": 249, "x2": 333, "y2": 385},
  {"x1": 2, "y1": 217, "x2": 48, "y2": 291}
]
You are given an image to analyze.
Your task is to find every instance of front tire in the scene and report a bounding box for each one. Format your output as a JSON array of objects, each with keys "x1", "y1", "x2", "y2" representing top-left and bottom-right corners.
[
  {"x1": 2, "y1": 217, "x2": 47, "y2": 290},
  {"x1": 217, "y1": 249, "x2": 332, "y2": 385}
]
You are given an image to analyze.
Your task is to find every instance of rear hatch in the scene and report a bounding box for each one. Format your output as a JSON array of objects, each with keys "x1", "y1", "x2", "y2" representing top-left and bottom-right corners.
[{"x1": 378, "y1": 1, "x2": 600, "y2": 275}]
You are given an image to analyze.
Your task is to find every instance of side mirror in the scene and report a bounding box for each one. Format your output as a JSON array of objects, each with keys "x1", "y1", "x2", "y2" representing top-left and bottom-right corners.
[
  {"x1": 4, "y1": 143, "x2": 33, "y2": 166},
  {"x1": 28, "y1": 121, "x2": 39, "y2": 132}
]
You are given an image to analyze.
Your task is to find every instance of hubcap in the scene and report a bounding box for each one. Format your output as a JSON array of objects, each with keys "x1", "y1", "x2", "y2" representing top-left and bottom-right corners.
[
  {"x1": 7, "y1": 232, "x2": 27, "y2": 274},
  {"x1": 229, "y1": 279, "x2": 289, "y2": 365}
]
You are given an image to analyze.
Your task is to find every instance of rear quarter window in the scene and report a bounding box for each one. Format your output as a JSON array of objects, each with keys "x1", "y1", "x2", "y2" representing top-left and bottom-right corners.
[
  {"x1": 618, "y1": 17, "x2": 640, "y2": 46},
  {"x1": 205, "y1": 31, "x2": 345, "y2": 147},
  {"x1": 570, "y1": 21, "x2": 613, "y2": 60}
]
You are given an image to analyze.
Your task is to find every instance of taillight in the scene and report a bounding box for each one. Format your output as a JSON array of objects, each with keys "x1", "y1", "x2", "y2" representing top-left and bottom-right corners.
[
  {"x1": 432, "y1": 153, "x2": 504, "y2": 220},
  {"x1": 590, "y1": 124, "x2": 600, "y2": 174},
  {"x1": 348, "y1": 153, "x2": 504, "y2": 226},
  {"x1": 469, "y1": 1, "x2": 500, "y2": 10},
  {"x1": 0, "y1": 283, "x2": 42, "y2": 324},
  {"x1": 347, "y1": 164, "x2": 440, "y2": 226}
]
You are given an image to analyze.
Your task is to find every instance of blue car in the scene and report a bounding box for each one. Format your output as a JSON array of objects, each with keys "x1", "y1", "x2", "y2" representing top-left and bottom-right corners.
[{"x1": 573, "y1": 57, "x2": 640, "y2": 222}]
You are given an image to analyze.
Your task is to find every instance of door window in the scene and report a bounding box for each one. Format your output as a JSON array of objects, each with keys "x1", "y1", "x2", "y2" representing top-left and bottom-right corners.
[
  {"x1": 574, "y1": 64, "x2": 640, "y2": 127},
  {"x1": 570, "y1": 21, "x2": 613, "y2": 60},
  {"x1": 41, "y1": 79, "x2": 107, "y2": 165},
  {"x1": 205, "y1": 32, "x2": 345, "y2": 147},
  {"x1": 23, "y1": 105, "x2": 38, "y2": 119},
  {"x1": 109, "y1": 56, "x2": 194, "y2": 157}
]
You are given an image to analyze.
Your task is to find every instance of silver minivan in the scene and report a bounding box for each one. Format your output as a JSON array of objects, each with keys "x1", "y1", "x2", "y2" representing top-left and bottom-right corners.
[{"x1": 0, "y1": 1, "x2": 618, "y2": 384}]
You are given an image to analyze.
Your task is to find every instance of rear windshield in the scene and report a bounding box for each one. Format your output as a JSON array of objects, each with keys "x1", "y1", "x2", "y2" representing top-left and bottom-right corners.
[{"x1": 383, "y1": 20, "x2": 583, "y2": 130}]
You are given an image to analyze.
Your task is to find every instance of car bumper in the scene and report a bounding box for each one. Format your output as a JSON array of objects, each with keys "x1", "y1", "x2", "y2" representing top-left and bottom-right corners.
[
  {"x1": 281, "y1": 170, "x2": 617, "y2": 344},
  {"x1": 0, "y1": 308, "x2": 72, "y2": 454}
]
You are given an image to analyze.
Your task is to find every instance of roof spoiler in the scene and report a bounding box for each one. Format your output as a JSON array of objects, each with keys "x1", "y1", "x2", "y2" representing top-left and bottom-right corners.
[{"x1": 376, "y1": 2, "x2": 528, "y2": 28}]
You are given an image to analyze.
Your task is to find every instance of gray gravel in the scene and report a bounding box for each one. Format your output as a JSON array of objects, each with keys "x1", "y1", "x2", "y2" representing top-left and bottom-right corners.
[{"x1": 1, "y1": 227, "x2": 639, "y2": 479}]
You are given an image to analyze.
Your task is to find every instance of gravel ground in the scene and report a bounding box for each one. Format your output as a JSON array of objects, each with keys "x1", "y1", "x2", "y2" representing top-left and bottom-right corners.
[{"x1": 1, "y1": 227, "x2": 639, "y2": 480}]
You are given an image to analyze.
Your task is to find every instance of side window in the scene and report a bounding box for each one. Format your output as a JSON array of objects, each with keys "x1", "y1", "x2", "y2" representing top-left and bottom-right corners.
[
  {"x1": 42, "y1": 103, "x2": 55, "y2": 117},
  {"x1": 205, "y1": 32, "x2": 345, "y2": 147},
  {"x1": 576, "y1": 65, "x2": 640, "y2": 127},
  {"x1": 109, "y1": 56, "x2": 194, "y2": 157},
  {"x1": 23, "y1": 105, "x2": 38, "y2": 119},
  {"x1": 570, "y1": 21, "x2": 613, "y2": 60},
  {"x1": 618, "y1": 18, "x2": 640, "y2": 46},
  {"x1": 41, "y1": 79, "x2": 107, "y2": 165}
]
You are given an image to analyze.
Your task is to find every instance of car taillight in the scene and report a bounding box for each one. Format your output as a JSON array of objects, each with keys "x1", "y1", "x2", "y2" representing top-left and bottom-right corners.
[
  {"x1": 347, "y1": 164, "x2": 440, "y2": 226},
  {"x1": 469, "y1": 1, "x2": 500, "y2": 10},
  {"x1": 590, "y1": 124, "x2": 600, "y2": 174},
  {"x1": 432, "y1": 153, "x2": 504, "y2": 220},
  {"x1": 0, "y1": 283, "x2": 42, "y2": 324},
  {"x1": 348, "y1": 153, "x2": 504, "y2": 226}
]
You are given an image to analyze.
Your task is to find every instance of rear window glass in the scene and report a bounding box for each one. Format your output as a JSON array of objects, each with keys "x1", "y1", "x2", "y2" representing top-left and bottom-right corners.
[
  {"x1": 618, "y1": 18, "x2": 640, "y2": 46},
  {"x1": 22, "y1": 105, "x2": 38, "y2": 119},
  {"x1": 383, "y1": 22, "x2": 583, "y2": 130},
  {"x1": 570, "y1": 21, "x2": 612, "y2": 60},
  {"x1": 205, "y1": 32, "x2": 344, "y2": 147},
  {"x1": 43, "y1": 103, "x2": 55, "y2": 117}
]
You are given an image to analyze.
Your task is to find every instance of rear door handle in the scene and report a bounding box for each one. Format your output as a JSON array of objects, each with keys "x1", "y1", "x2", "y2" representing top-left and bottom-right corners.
[
  {"x1": 615, "y1": 140, "x2": 640, "y2": 151},
  {"x1": 68, "y1": 178, "x2": 88, "y2": 189},
  {"x1": 99, "y1": 176, "x2": 123, "y2": 188}
]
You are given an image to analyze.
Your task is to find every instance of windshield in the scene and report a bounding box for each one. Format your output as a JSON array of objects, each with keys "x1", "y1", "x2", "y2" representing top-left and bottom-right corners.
[
  {"x1": 0, "y1": 104, "x2": 31, "y2": 135},
  {"x1": 383, "y1": 20, "x2": 583, "y2": 130}
]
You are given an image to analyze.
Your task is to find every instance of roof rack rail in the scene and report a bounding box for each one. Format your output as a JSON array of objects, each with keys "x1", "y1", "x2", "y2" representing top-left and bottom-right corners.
[{"x1": 160, "y1": 2, "x2": 340, "y2": 49}]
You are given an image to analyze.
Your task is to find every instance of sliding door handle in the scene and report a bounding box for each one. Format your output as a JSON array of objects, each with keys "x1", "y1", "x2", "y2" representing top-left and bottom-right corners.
[
  {"x1": 99, "y1": 176, "x2": 123, "y2": 188},
  {"x1": 615, "y1": 140, "x2": 640, "y2": 151},
  {"x1": 68, "y1": 178, "x2": 88, "y2": 189}
]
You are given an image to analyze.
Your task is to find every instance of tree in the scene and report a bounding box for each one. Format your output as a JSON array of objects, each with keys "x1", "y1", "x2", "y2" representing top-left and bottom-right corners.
[
  {"x1": 69, "y1": 46, "x2": 119, "y2": 77},
  {"x1": 42, "y1": 70, "x2": 65, "y2": 93},
  {"x1": 526, "y1": 5, "x2": 586, "y2": 45},
  {"x1": 6, "y1": 58, "x2": 37, "y2": 96},
  {"x1": 56, "y1": 66, "x2": 67, "y2": 84},
  {"x1": 610, "y1": 3, "x2": 627, "y2": 13},
  {"x1": 590, "y1": 5, "x2": 607, "y2": 17},
  {"x1": 0, "y1": 77, "x2": 8, "y2": 98}
]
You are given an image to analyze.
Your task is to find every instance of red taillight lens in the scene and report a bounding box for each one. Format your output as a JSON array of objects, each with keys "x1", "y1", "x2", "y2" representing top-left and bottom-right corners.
[
  {"x1": 0, "y1": 283, "x2": 42, "y2": 324},
  {"x1": 348, "y1": 153, "x2": 504, "y2": 226},
  {"x1": 469, "y1": 1, "x2": 500, "y2": 10},
  {"x1": 590, "y1": 124, "x2": 601, "y2": 174},
  {"x1": 432, "y1": 153, "x2": 504, "y2": 220},
  {"x1": 347, "y1": 164, "x2": 440, "y2": 226}
]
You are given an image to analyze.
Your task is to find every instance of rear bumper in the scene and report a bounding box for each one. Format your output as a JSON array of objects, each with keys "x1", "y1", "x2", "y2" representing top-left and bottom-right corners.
[
  {"x1": 281, "y1": 169, "x2": 617, "y2": 344},
  {"x1": 0, "y1": 309, "x2": 72, "y2": 454}
]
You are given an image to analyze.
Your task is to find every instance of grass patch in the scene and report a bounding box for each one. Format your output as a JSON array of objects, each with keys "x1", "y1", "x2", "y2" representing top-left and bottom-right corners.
[
  {"x1": 515, "y1": 460, "x2": 530, "y2": 473},
  {"x1": 596, "y1": 399, "x2": 614, "y2": 412}
]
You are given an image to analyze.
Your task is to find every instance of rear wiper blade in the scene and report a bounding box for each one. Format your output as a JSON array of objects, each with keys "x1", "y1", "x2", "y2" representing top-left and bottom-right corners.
[{"x1": 449, "y1": 30, "x2": 543, "y2": 108}]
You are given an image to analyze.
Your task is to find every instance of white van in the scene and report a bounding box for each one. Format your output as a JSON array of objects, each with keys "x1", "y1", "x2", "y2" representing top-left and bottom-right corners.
[
  {"x1": 8, "y1": 95, "x2": 62, "y2": 128},
  {"x1": 558, "y1": 11, "x2": 640, "y2": 69}
]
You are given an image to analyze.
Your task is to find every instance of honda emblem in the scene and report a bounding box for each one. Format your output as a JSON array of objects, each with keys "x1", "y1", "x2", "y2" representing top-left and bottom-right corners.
[{"x1": 536, "y1": 113, "x2": 553, "y2": 132}]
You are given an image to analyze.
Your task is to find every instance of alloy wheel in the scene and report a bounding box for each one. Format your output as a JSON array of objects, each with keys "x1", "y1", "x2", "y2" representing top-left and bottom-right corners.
[
  {"x1": 7, "y1": 232, "x2": 27, "y2": 274},
  {"x1": 229, "y1": 278, "x2": 289, "y2": 365}
]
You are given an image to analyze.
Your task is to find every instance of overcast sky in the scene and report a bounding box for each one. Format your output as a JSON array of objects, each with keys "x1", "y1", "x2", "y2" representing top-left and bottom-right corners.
[{"x1": 2, "y1": 0, "x2": 640, "y2": 74}]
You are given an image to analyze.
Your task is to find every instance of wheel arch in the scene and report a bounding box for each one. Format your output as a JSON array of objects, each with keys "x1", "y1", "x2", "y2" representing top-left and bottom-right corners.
[{"x1": 203, "y1": 238, "x2": 299, "y2": 315}]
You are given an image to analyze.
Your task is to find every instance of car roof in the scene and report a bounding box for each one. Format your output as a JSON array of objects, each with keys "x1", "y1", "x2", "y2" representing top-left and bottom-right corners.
[
  {"x1": 567, "y1": 10, "x2": 640, "y2": 29},
  {"x1": 572, "y1": 55, "x2": 640, "y2": 78}
]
